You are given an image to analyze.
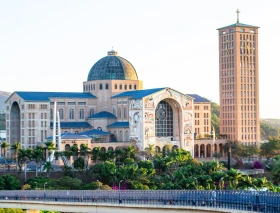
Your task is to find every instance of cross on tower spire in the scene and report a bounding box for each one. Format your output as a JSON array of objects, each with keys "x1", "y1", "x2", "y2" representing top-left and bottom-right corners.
[{"x1": 236, "y1": 9, "x2": 240, "y2": 23}]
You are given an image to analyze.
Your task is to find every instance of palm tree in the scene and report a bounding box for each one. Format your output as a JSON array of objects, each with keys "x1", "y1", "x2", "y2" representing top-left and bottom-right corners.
[
  {"x1": 91, "y1": 147, "x2": 101, "y2": 164},
  {"x1": 44, "y1": 141, "x2": 56, "y2": 161},
  {"x1": 18, "y1": 148, "x2": 32, "y2": 182},
  {"x1": 11, "y1": 142, "x2": 21, "y2": 171},
  {"x1": 144, "y1": 144, "x2": 155, "y2": 160},
  {"x1": 125, "y1": 145, "x2": 135, "y2": 159},
  {"x1": 1, "y1": 141, "x2": 9, "y2": 158},
  {"x1": 42, "y1": 161, "x2": 54, "y2": 177},
  {"x1": 70, "y1": 144, "x2": 79, "y2": 161},
  {"x1": 31, "y1": 146, "x2": 44, "y2": 177},
  {"x1": 80, "y1": 143, "x2": 91, "y2": 170}
]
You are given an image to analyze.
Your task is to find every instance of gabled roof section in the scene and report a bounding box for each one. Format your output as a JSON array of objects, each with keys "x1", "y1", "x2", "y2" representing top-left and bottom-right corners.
[
  {"x1": 50, "y1": 122, "x2": 92, "y2": 129},
  {"x1": 13, "y1": 91, "x2": 96, "y2": 102},
  {"x1": 88, "y1": 111, "x2": 116, "y2": 119},
  {"x1": 79, "y1": 129, "x2": 112, "y2": 136},
  {"x1": 46, "y1": 132, "x2": 91, "y2": 140},
  {"x1": 187, "y1": 94, "x2": 211, "y2": 103},
  {"x1": 112, "y1": 88, "x2": 165, "y2": 99},
  {"x1": 217, "y1": 23, "x2": 259, "y2": 30},
  {"x1": 107, "y1": 121, "x2": 129, "y2": 128}
]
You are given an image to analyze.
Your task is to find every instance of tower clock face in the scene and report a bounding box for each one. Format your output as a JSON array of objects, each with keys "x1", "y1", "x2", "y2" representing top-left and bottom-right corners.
[{"x1": 156, "y1": 108, "x2": 166, "y2": 120}]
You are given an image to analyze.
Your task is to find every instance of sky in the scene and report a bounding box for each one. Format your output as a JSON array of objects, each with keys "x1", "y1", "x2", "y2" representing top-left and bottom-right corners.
[{"x1": 0, "y1": 0, "x2": 279, "y2": 119}]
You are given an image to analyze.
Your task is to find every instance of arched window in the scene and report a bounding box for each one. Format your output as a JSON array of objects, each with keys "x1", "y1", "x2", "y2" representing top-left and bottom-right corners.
[
  {"x1": 115, "y1": 84, "x2": 117, "y2": 89},
  {"x1": 93, "y1": 84, "x2": 95, "y2": 90},
  {"x1": 124, "y1": 107, "x2": 127, "y2": 118},
  {"x1": 124, "y1": 84, "x2": 127, "y2": 90},
  {"x1": 155, "y1": 101, "x2": 173, "y2": 137},
  {"x1": 118, "y1": 108, "x2": 121, "y2": 118},
  {"x1": 100, "y1": 84, "x2": 103, "y2": 90},
  {"x1": 65, "y1": 144, "x2": 70, "y2": 151},
  {"x1": 119, "y1": 131, "x2": 123, "y2": 141},
  {"x1": 129, "y1": 84, "x2": 132, "y2": 89},
  {"x1": 106, "y1": 83, "x2": 109, "y2": 90},
  {"x1": 90, "y1": 109, "x2": 94, "y2": 116},
  {"x1": 125, "y1": 131, "x2": 129, "y2": 141},
  {"x1": 80, "y1": 109, "x2": 84, "y2": 119},
  {"x1": 59, "y1": 109, "x2": 64, "y2": 119},
  {"x1": 119, "y1": 84, "x2": 122, "y2": 90},
  {"x1": 113, "y1": 108, "x2": 116, "y2": 115},
  {"x1": 69, "y1": 109, "x2": 74, "y2": 119},
  {"x1": 134, "y1": 84, "x2": 137, "y2": 89}
]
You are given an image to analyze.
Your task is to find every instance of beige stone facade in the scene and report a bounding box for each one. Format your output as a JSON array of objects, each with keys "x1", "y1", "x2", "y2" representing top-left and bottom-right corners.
[
  {"x1": 5, "y1": 50, "x2": 198, "y2": 158},
  {"x1": 217, "y1": 21, "x2": 261, "y2": 146}
]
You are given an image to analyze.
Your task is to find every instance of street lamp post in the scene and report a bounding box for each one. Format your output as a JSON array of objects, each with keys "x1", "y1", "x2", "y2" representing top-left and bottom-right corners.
[
  {"x1": 219, "y1": 177, "x2": 224, "y2": 208},
  {"x1": 119, "y1": 180, "x2": 123, "y2": 190},
  {"x1": 194, "y1": 177, "x2": 198, "y2": 190},
  {"x1": 228, "y1": 147, "x2": 232, "y2": 170},
  {"x1": 44, "y1": 182, "x2": 47, "y2": 190}
]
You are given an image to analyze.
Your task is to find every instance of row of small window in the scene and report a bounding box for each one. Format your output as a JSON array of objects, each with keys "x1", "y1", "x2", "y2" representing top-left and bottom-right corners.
[
  {"x1": 241, "y1": 98, "x2": 257, "y2": 105},
  {"x1": 222, "y1": 120, "x2": 235, "y2": 126},
  {"x1": 240, "y1": 34, "x2": 255, "y2": 41},
  {"x1": 50, "y1": 102, "x2": 86, "y2": 106},
  {"x1": 222, "y1": 92, "x2": 234, "y2": 98},
  {"x1": 221, "y1": 77, "x2": 235, "y2": 84},
  {"x1": 221, "y1": 49, "x2": 234, "y2": 56},
  {"x1": 222, "y1": 42, "x2": 234, "y2": 49},
  {"x1": 221, "y1": 34, "x2": 234, "y2": 41},
  {"x1": 239, "y1": 62, "x2": 255, "y2": 69},
  {"x1": 240, "y1": 48, "x2": 255, "y2": 55},
  {"x1": 241, "y1": 105, "x2": 257, "y2": 111},
  {"x1": 241, "y1": 134, "x2": 257, "y2": 140},
  {"x1": 222, "y1": 84, "x2": 235, "y2": 90},
  {"x1": 221, "y1": 29, "x2": 255, "y2": 35},
  {"x1": 241, "y1": 113, "x2": 257, "y2": 119},
  {"x1": 241, "y1": 120, "x2": 257, "y2": 126},
  {"x1": 194, "y1": 106, "x2": 209, "y2": 110},
  {"x1": 221, "y1": 62, "x2": 234, "y2": 69},
  {"x1": 221, "y1": 56, "x2": 234, "y2": 64},
  {"x1": 240, "y1": 69, "x2": 256, "y2": 76},
  {"x1": 241, "y1": 127, "x2": 257, "y2": 133},
  {"x1": 240, "y1": 91, "x2": 256, "y2": 97},
  {"x1": 112, "y1": 108, "x2": 128, "y2": 118},
  {"x1": 24, "y1": 104, "x2": 47, "y2": 110},
  {"x1": 84, "y1": 83, "x2": 137, "y2": 91},
  {"x1": 243, "y1": 142, "x2": 257, "y2": 146},
  {"x1": 194, "y1": 119, "x2": 210, "y2": 125},
  {"x1": 221, "y1": 113, "x2": 235, "y2": 119},
  {"x1": 222, "y1": 106, "x2": 235, "y2": 112},
  {"x1": 51, "y1": 109, "x2": 87, "y2": 120},
  {"x1": 221, "y1": 98, "x2": 235, "y2": 105}
]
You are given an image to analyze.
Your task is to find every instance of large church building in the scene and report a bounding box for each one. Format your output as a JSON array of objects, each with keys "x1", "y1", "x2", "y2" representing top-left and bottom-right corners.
[{"x1": 5, "y1": 50, "x2": 205, "y2": 157}]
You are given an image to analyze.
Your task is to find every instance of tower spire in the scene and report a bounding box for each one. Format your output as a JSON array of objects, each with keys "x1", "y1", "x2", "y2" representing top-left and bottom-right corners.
[{"x1": 236, "y1": 9, "x2": 240, "y2": 23}]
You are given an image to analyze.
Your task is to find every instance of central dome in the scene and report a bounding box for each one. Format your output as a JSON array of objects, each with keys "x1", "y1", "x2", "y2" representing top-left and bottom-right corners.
[{"x1": 87, "y1": 50, "x2": 138, "y2": 81}]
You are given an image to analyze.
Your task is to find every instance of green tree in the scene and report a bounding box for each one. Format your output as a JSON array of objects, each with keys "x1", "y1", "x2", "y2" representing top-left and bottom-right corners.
[
  {"x1": 11, "y1": 142, "x2": 21, "y2": 171},
  {"x1": 260, "y1": 137, "x2": 280, "y2": 160},
  {"x1": 1, "y1": 141, "x2": 9, "y2": 158},
  {"x1": 80, "y1": 143, "x2": 91, "y2": 170},
  {"x1": 0, "y1": 175, "x2": 20, "y2": 190},
  {"x1": 42, "y1": 161, "x2": 54, "y2": 177},
  {"x1": 144, "y1": 144, "x2": 155, "y2": 160},
  {"x1": 91, "y1": 146, "x2": 101, "y2": 164},
  {"x1": 211, "y1": 102, "x2": 220, "y2": 136},
  {"x1": 260, "y1": 122, "x2": 280, "y2": 139},
  {"x1": 44, "y1": 141, "x2": 57, "y2": 161},
  {"x1": 32, "y1": 146, "x2": 45, "y2": 177},
  {"x1": 18, "y1": 148, "x2": 32, "y2": 182}
]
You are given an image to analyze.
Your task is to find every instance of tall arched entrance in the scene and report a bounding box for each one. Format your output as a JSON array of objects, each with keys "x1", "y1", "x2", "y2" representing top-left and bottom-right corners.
[{"x1": 10, "y1": 101, "x2": 21, "y2": 146}]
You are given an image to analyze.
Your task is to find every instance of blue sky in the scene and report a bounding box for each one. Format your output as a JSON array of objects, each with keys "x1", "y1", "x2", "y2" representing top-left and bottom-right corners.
[{"x1": 0, "y1": 0, "x2": 279, "y2": 118}]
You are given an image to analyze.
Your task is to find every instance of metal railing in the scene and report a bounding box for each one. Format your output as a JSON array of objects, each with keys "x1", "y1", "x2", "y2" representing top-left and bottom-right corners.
[{"x1": 0, "y1": 190, "x2": 279, "y2": 212}]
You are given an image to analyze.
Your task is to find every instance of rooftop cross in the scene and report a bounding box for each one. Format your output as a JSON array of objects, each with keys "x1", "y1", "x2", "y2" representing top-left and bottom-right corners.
[{"x1": 236, "y1": 9, "x2": 240, "y2": 23}]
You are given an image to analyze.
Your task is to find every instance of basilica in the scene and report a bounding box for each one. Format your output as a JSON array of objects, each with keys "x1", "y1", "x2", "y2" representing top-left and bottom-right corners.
[{"x1": 5, "y1": 50, "x2": 212, "y2": 158}]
